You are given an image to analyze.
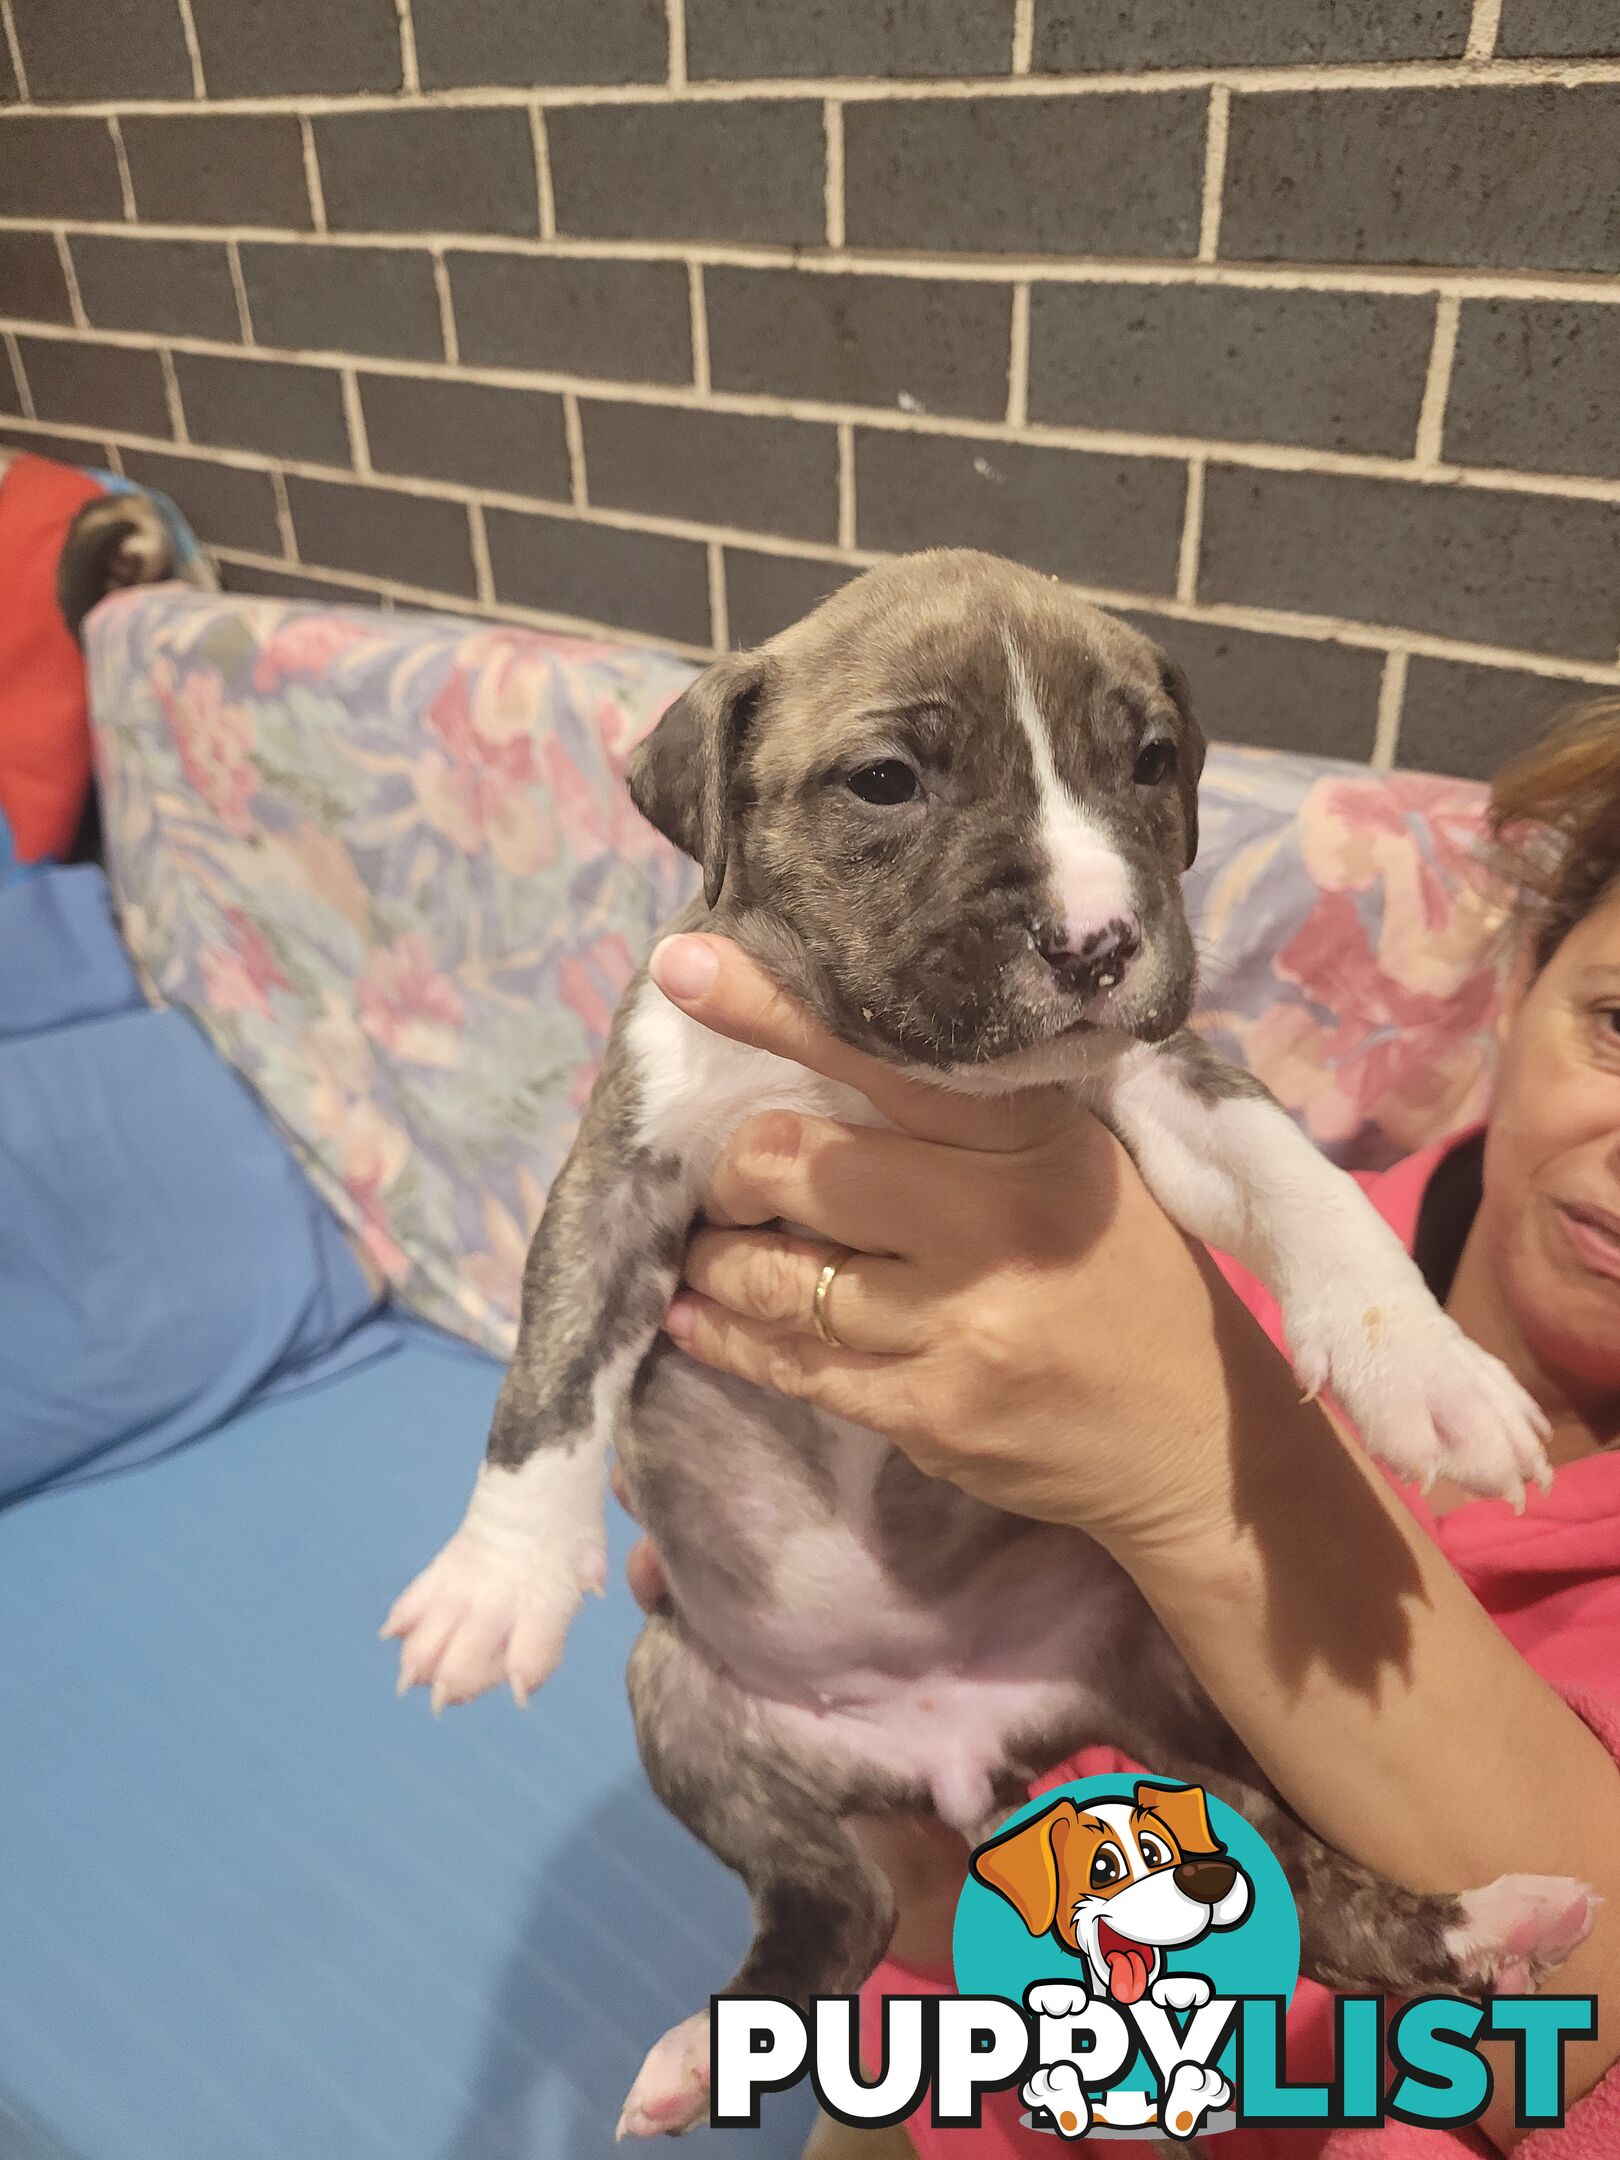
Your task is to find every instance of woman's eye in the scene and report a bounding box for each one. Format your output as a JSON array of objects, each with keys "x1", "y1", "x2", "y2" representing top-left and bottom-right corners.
[
  {"x1": 848, "y1": 760, "x2": 920, "y2": 806},
  {"x1": 1134, "y1": 740, "x2": 1177, "y2": 787}
]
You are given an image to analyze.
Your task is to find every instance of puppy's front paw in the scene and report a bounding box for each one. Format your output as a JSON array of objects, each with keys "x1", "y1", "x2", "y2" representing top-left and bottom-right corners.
[
  {"x1": 618, "y1": 2012, "x2": 711, "y2": 2139},
  {"x1": 383, "y1": 1528, "x2": 600, "y2": 1711},
  {"x1": 383, "y1": 1459, "x2": 607, "y2": 1710},
  {"x1": 1287, "y1": 1291, "x2": 1550, "y2": 1507}
]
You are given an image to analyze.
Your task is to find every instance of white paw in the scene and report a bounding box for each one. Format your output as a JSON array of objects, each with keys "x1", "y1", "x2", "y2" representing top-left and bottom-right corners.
[
  {"x1": 1150, "y1": 1973, "x2": 1212, "y2": 2012},
  {"x1": 1287, "y1": 1290, "x2": 1550, "y2": 1506},
  {"x1": 1161, "y1": 2062, "x2": 1229, "y2": 2140},
  {"x1": 1022, "y1": 2063, "x2": 1091, "y2": 2138},
  {"x1": 618, "y1": 2011, "x2": 711, "y2": 2139},
  {"x1": 382, "y1": 1457, "x2": 608, "y2": 1711},
  {"x1": 1447, "y1": 1873, "x2": 1601, "y2": 1994},
  {"x1": 1026, "y1": 1980, "x2": 1093, "y2": 2019}
]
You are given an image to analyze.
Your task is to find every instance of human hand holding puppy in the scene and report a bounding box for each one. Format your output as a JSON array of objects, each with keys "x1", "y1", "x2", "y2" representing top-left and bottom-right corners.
[
  {"x1": 635, "y1": 928, "x2": 1620, "y2": 2145},
  {"x1": 644, "y1": 926, "x2": 1332, "y2": 1576}
]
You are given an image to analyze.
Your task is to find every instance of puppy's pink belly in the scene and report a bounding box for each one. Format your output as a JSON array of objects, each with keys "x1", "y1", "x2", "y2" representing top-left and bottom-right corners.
[{"x1": 761, "y1": 1669, "x2": 1087, "y2": 1836}]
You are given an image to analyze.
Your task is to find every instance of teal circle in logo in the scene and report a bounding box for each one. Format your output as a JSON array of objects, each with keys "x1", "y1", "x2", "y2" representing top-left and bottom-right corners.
[{"x1": 952, "y1": 1776, "x2": 1300, "y2": 2103}]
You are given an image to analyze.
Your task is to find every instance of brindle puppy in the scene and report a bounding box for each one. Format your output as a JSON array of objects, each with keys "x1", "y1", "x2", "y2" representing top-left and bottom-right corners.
[{"x1": 384, "y1": 551, "x2": 1586, "y2": 2138}]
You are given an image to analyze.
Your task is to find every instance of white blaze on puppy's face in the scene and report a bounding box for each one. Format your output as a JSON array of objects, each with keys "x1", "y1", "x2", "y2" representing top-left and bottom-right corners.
[{"x1": 1002, "y1": 633, "x2": 1134, "y2": 955}]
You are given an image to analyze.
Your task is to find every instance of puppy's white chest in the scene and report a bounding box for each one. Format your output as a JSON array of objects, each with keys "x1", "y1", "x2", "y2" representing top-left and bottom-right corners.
[{"x1": 624, "y1": 984, "x2": 891, "y2": 1165}]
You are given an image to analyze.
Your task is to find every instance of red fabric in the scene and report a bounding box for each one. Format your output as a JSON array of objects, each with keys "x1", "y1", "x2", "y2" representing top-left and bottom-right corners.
[
  {"x1": 0, "y1": 452, "x2": 104, "y2": 859},
  {"x1": 860, "y1": 1131, "x2": 1620, "y2": 2154}
]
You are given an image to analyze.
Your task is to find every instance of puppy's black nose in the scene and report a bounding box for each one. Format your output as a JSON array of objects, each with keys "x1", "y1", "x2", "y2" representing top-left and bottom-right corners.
[
  {"x1": 1174, "y1": 1858, "x2": 1238, "y2": 1903},
  {"x1": 1036, "y1": 915, "x2": 1140, "y2": 997}
]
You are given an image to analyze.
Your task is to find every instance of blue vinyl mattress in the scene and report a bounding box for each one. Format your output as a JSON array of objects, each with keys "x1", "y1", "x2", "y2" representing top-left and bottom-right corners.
[{"x1": 0, "y1": 1339, "x2": 816, "y2": 2160}]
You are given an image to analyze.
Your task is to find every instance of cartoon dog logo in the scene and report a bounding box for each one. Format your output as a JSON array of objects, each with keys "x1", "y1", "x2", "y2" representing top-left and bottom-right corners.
[{"x1": 971, "y1": 1782, "x2": 1251, "y2": 2139}]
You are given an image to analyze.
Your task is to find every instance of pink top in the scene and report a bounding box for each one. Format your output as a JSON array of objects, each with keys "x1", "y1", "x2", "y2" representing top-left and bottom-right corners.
[{"x1": 857, "y1": 1133, "x2": 1620, "y2": 2156}]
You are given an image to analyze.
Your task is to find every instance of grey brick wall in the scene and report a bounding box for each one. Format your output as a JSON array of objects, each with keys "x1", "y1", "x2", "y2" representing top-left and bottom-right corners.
[{"x1": 1, "y1": 0, "x2": 1617, "y2": 774}]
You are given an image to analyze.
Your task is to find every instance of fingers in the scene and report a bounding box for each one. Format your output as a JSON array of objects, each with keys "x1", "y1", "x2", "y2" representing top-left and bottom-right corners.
[
  {"x1": 703, "y1": 1108, "x2": 979, "y2": 1260},
  {"x1": 626, "y1": 1535, "x2": 667, "y2": 1614},
  {"x1": 650, "y1": 934, "x2": 1067, "y2": 1153},
  {"x1": 663, "y1": 1291, "x2": 913, "y2": 1432},
  {"x1": 681, "y1": 1225, "x2": 926, "y2": 1354}
]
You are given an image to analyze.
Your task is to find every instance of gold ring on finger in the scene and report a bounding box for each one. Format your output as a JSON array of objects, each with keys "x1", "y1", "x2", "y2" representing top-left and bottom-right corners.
[{"x1": 811, "y1": 1249, "x2": 853, "y2": 1349}]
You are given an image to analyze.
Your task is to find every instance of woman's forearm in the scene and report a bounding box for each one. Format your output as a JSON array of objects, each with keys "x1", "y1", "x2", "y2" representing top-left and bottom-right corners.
[{"x1": 1107, "y1": 1248, "x2": 1620, "y2": 2137}]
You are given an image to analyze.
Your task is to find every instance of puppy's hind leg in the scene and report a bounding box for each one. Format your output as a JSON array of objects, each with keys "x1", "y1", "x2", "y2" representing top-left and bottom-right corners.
[
  {"x1": 618, "y1": 1614, "x2": 902, "y2": 2141},
  {"x1": 1199, "y1": 1768, "x2": 1597, "y2": 2001}
]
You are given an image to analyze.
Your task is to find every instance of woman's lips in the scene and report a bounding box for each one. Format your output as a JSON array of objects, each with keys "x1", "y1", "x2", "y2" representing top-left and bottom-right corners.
[{"x1": 1555, "y1": 1201, "x2": 1620, "y2": 1282}]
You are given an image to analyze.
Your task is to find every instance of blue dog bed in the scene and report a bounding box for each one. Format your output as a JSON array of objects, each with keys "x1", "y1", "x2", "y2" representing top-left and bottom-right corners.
[{"x1": 0, "y1": 1338, "x2": 816, "y2": 2158}]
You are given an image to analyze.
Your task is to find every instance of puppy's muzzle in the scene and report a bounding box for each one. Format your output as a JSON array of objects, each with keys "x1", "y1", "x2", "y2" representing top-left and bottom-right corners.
[
  {"x1": 1035, "y1": 914, "x2": 1141, "y2": 998},
  {"x1": 1173, "y1": 1857, "x2": 1238, "y2": 1903}
]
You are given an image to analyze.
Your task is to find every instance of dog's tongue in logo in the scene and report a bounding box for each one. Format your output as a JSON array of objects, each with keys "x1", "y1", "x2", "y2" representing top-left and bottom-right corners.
[{"x1": 1097, "y1": 1921, "x2": 1156, "y2": 2005}]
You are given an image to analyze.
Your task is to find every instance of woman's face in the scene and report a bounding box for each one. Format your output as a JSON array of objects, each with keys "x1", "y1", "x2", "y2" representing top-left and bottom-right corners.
[{"x1": 1483, "y1": 880, "x2": 1620, "y2": 1393}]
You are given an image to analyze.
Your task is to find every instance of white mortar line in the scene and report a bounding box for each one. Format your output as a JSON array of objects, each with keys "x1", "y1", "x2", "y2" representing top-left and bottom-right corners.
[
  {"x1": 687, "y1": 260, "x2": 710, "y2": 392},
  {"x1": 1372, "y1": 649, "x2": 1409, "y2": 768},
  {"x1": 1011, "y1": 0, "x2": 1035, "y2": 75},
  {"x1": 467, "y1": 498, "x2": 494, "y2": 605},
  {"x1": 192, "y1": 523, "x2": 1620, "y2": 686},
  {"x1": 431, "y1": 247, "x2": 458, "y2": 363},
  {"x1": 341, "y1": 366, "x2": 371, "y2": 474},
  {"x1": 173, "y1": 0, "x2": 207, "y2": 97},
  {"x1": 226, "y1": 239, "x2": 254, "y2": 341},
  {"x1": 706, "y1": 538, "x2": 728, "y2": 649},
  {"x1": 1176, "y1": 456, "x2": 1205, "y2": 604},
  {"x1": 823, "y1": 100, "x2": 845, "y2": 250},
  {"x1": 1198, "y1": 86, "x2": 1230, "y2": 263},
  {"x1": 563, "y1": 390, "x2": 587, "y2": 507},
  {"x1": 395, "y1": 0, "x2": 420, "y2": 94},
  {"x1": 1005, "y1": 281, "x2": 1030, "y2": 426},
  {"x1": 5, "y1": 310, "x2": 1617, "y2": 504},
  {"x1": 530, "y1": 104, "x2": 557, "y2": 240},
  {"x1": 158, "y1": 348, "x2": 187, "y2": 440},
  {"x1": 4, "y1": 402, "x2": 1616, "y2": 686},
  {"x1": 299, "y1": 117, "x2": 327, "y2": 233},
  {"x1": 3, "y1": 332, "x2": 34, "y2": 418},
  {"x1": 270, "y1": 467, "x2": 298, "y2": 558},
  {"x1": 106, "y1": 118, "x2": 137, "y2": 220},
  {"x1": 210, "y1": 542, "x2": 718, "y2": 654},
  {"x1": 54, "y1": 230, "x2": 88, "y2": 329},
  {"x1": 101, "y1": 440, "x2": 124, "y2": 474},
  {"x1": 7, "y1": 55, "x2": 1620, "y2": 113},
  {"x1": 6, "y1": 215, "x2": 1620, "y2": 304},
  {"x1": 837, "y1": 420, "x2": 856, "y2": 549},
  {"x1": 665, "y1": 0, "x2": 687, "y2": 88},
  {"x1": 1467, "y1": 0, "x2": 1505, "y2": 61},
  {"x1": 1415, "y1": 294, "x2": 1462, "y2": 465},
  {"x1": 0, "y1": 0, "x2": 27, "y2": 100}
]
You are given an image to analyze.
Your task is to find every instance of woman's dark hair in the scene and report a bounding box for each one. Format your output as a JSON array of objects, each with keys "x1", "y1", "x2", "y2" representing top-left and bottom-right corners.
[{"x1": 1485, "y1": 696, "x2": 1620, "y2": 972}]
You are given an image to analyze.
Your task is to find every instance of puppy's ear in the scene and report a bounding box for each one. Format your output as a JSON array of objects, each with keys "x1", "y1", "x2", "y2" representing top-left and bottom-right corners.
[
  {"x1": 1134, "y1": 1782, "x2": 1222, "y2": 1859},
  {"x1": 1156, "y1": 651, "x2": 1205, "y2": 871},
  {"x1": 970, "y1": 1800, "x2": 1077, "y2": 1937},
  {"x1": 625, "y1": 653, "x2": 769, "y2": 908}
]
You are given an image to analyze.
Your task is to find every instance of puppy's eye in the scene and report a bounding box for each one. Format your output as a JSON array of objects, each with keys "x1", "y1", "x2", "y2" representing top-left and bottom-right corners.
[
  {"x1": 1138, "y1": 1834, "x2": 1172, "y2": 1869},
  {"x1": 848, "y1": 759, "x2": 920, "y2": 806},
  {"x1": 1134, "y1": 740, "x2": 1177, "y2": 787},
  {"x1": 1089, "y1": 1845, "x2": 1125, "y2": 1890}
]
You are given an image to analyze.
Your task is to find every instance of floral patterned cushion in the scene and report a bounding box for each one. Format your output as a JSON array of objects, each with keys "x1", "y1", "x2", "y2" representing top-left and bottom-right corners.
[{"x1": 87, "y1": 589, "x2": 1506, "y2": 1355}]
